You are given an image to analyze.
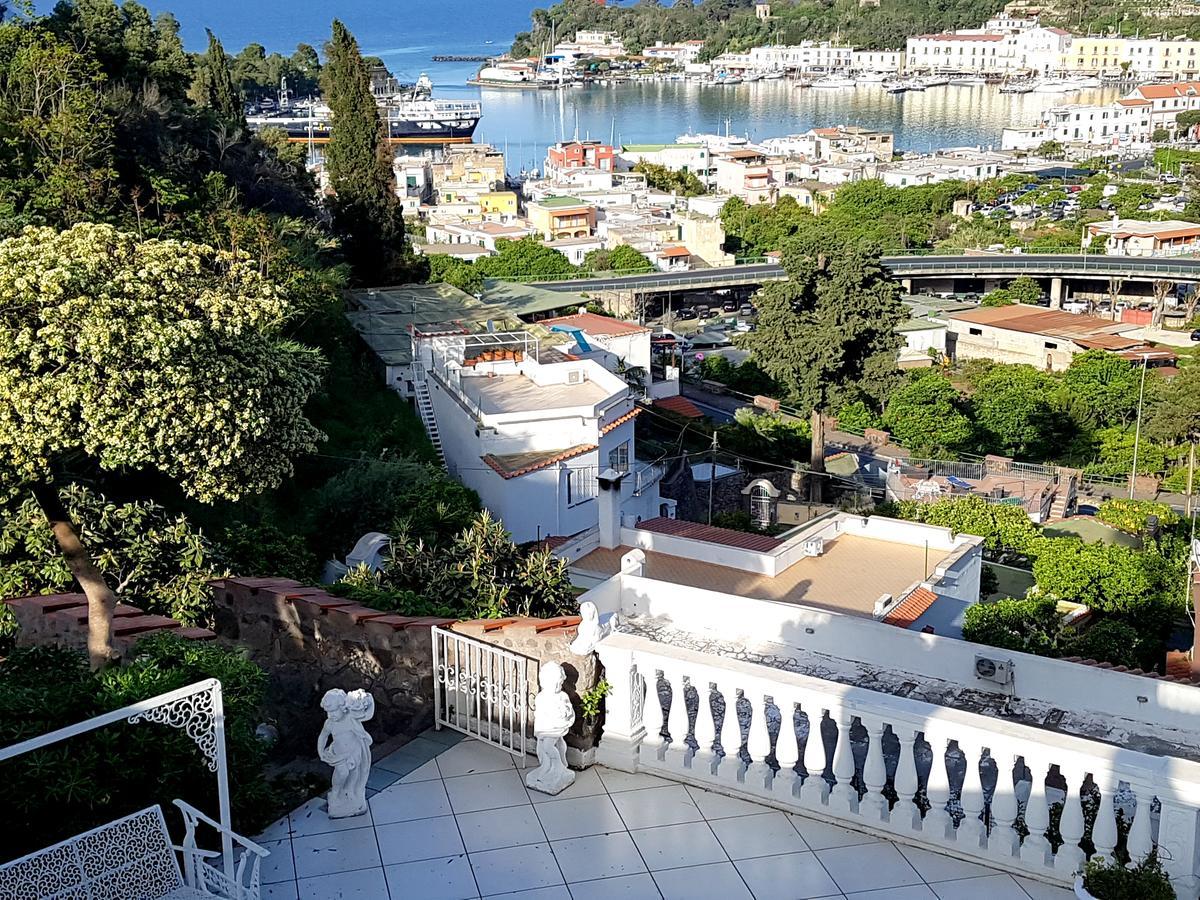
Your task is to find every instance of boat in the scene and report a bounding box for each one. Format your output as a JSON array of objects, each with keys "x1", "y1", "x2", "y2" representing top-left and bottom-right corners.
[
  {"x1": 884, "y1": 79, "x2": 907, "y2": 94},
  {"x1": 948, "y1": 75, "x2": 987, "y2": 86},
  {"x1": 469, "y1": 63, "x2": 545, "y2": 88},
  {"x1": 904, "y1": 78, "x2": 927, "y2": 92},
  {"x1": 856, "y1": 71, "x2": 888, "y2": 83},
  {"x1": 762, "y1": 69, "x2": 786, "y2": 80},
  {"x1": 743, "y1": 72, "x2": 763, "y2": 83},
  {"x1": 922, "y1": 75, "x2": 949, "y2": 87},
  {"x1": 246, "y1": 79, "x2": 482, "y2": 144},
  {"x1": 811, "y1": 74, "x2": 857, "y2": 89},
  {"x1": 999, "y1": 80, "x2": 1034, "y2": 94}
]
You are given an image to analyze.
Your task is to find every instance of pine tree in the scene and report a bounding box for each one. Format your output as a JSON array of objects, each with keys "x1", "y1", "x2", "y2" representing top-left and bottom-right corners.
[
  {"x1": 322, "y1": 19, "x2": 422, "y2": 285},
  {"x1": 188, "y1": 30, "x2": 243, "y2": 125}
]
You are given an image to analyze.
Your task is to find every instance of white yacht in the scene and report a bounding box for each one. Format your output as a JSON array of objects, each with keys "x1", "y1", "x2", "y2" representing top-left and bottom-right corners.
[
  {"x1": 949, "y1": 75, "x2": 987, "y2": 86},
  {"x1": 811, "y1": 74, "x2": 857, "y2": 89},
  {"x1": 856, "y1": 71, "x2": 888, "y2": 83}
]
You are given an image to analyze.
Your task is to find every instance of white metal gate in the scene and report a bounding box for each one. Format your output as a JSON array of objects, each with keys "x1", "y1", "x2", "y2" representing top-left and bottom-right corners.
[{"x1": 432, "y1": 627, "x2": 536, "y2": 763}]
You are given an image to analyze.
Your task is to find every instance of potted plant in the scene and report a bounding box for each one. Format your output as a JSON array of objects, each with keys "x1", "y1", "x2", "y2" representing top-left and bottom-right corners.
[
  {"x1": 580, "y1": 679, "x2": 611, "y2": 731},
  {"x1": 566, "y1": 679, "x2": 611, "y2": 770},
  {"x1": 1074, "y1": 853, "x2": 1176, "y2": 900}
]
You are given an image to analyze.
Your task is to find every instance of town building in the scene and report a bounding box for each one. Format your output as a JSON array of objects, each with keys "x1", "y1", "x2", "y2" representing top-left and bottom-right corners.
[
  {"x1": 617, "y1": 143, "x2": 713, "y2": 187},
  {"x1": 641, "y1": 40, "x2": 706, "y2": 65},
  {"x1": 540, "y1": 310, "x2": 681, "y2": 400},
  {"x1": 906, "y1": 22, "x2": 1070, "y2": 74},
  {"x1": 525, "y1": 196, "x2": 597, "y2": 240},
  {"x1": 745, "y1": 41, "x2": 855, "y2": 73},
  {"x1": 554, "y1": 30, "x2": 627, "y2": 60},
  {"x1": 878, "y1": 150, "x2": 1003, "y2": 187},
  {"x1": 1062, "y1": 35, "x2": 1200, "y2": 77},
  {"x1": 850, "y1": 49, "x2": 906, "y2": 73},
  {"x1": 945, "y1": 304, "x2": 1164, "y2": 371},
  {"x1": 1084, "y1": 217, "x2": 1200, "y2": 256},
  {"x1": 542, "y1": 235, "x2": 604, "y2": 266},
  {"x1": 712, "y1": 148, "x2": 776, "y2": 202},
  {"x1": 393, "y1": 156, "x2": 433, "y2": 214},
  {"x1": 430, "y1": 143, "x2": 508, "y2": 202},
  {"x1": 424, "y1": 219, "x2": 537, "y2": 252},
  {"x1": 414, "y1": 328, "x2": 671, "y2": 544},
  {"x1": 545, "y1": 140, "x2": 616, "y2": 179}
]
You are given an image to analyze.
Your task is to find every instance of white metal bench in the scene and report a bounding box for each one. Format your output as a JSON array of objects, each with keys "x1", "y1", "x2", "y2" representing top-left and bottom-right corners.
[{"x1": 0, "y1": 800, "x2": 268, "y2": 900}]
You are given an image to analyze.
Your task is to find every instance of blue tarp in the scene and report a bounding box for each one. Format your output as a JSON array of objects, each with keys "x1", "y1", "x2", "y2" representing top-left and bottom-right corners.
[{"x1": 946, "y1": 476, "x2": 974, "y2": 491}]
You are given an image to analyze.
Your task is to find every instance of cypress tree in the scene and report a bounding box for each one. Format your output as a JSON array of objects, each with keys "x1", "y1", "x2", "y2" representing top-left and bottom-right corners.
[
  {"x1": 322, "y1": 19, "x2": 422, "y2": 285},
  {"x1": 189, "y1": 30, "x2": 244, "y2": 125}
]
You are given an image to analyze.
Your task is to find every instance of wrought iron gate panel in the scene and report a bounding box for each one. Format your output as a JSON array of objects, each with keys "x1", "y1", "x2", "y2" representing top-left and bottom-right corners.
[{"x1": 432, "y1": 627, "x2": 536, "y2": 763}]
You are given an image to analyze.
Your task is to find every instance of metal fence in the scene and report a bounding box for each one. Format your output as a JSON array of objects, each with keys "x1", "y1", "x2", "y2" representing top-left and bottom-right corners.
[{"x1": 432, "y1": 627, "x2": 536, "y2": 764}]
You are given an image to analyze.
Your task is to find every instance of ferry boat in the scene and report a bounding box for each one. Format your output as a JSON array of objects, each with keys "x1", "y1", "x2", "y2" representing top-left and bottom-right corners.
[{"x1": 246, "y1": 77, "x2": 481, "y2": 144}]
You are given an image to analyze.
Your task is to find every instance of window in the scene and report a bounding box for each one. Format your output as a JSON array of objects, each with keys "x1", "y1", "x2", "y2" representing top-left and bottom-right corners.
[
  {"x1": 608, "y1": 442, "x2": 629, "y2": 473},
  {"x1": 969, "y1": 327, "x2": 983, "y2": 336},
  {"x1": 566, "y1": 467, "x2": 597, "y2": 504},
  {"x1": 1044, "y1": 341, "x2": 1058, "y2": 349}
]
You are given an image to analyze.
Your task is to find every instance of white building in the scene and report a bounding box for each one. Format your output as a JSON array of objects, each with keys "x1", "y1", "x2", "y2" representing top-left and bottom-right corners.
[
  {"x1": 642, "y1": 40, "x2": 706, "y2": 65},
  {"x1": 1084, "y1": 217, "x2": 1200, "y2": 257},
  {"x1": 746, "y1": 41, "x2": 855, "y2": 73},
  {"x1": 540, "y1": 310, "x2": 680, "y2": 400},
  {"x1": 617, "y1": 143, "x2": 714, "y2": 187},
  {"x1": 424, "y1": 220, "x2": 537, "y2": 252},
  {"x1": 850, "y1": 49, "x2": 905, "y2": 73},
  {"x1": 555, "y1": 30, "x2": 627, "y2": 60},
  {"x1": 415, "y1": 329, "x2": 672, "y2": 544},
  {"x1": 906, "y1": 32, "x2": 1017, "y2": 73}
]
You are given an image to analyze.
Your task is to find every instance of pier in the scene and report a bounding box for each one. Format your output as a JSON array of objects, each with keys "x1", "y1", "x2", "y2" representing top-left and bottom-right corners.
[{"x1": 433, "y1": 54, "x2": 490, "y2": 62}]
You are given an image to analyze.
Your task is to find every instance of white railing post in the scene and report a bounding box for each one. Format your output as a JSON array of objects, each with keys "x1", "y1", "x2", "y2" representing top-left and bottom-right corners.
[
  {"x1": 1155, "y1": 796, "x2": 1200, "y2": 897},
  {"x1": 958, "y1": 742, "x2": 989, "y2": 851},
  {"x1": 693, "y1": 681, "x2": 720, "y2": 777},
  {"x1": 1055, "y1": 772, "x2": 1087, "y2": 879},
  {"x1": 1091, "y1": 775, "x2": 1120, "y2": 866},
  {"x1": 664, "y1": 668, "x2": 692, "y2": 770},
  {"x1": 1125, "y1": 782, "x2": 1155, "y2": 865},
  {"x1": 717, "y1": 684, "x2": 744, "y2": 785},
  {"x1": 774, "y1": 700, "x2": 801, "y2": 801},
  {"x1": 989, "y1": 751, "x2": 1021, "y2": 859},
  {"x1": 800, "y1": 708, "x2": 828, "y2": 807},
  {"x1": 893, "y1": 729, "x2": 921, "y2": 832},
  {"x1": 923, "y1": 736, "x2": 953, "y2": 840},
  {"x1": 1020, "y1": 760, "x2": 1053, "y2": 868},
  {"x1": 745, "y1": 691, "x2": 774, "y2": 791},
  {"x1": 829, "y1": 712, "x2": 859, "y2": 814},
  {"x1": 861, "y1": 719, "x2": 889, "y2": 822},
  {"x1": 594, "y1": 644, "x2": 645, "y2": 773}
]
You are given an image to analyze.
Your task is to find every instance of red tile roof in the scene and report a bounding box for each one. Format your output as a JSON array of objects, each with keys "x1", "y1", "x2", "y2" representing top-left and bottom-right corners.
[
  {"x1": 541, "y1": 312, "x2": 650, "y2": 337},
  {"x1": 482, "y1": 444, "x2": 597, "y2": 479},
  {"x1": 659, "y1": 245, "x2": 692, "y2": 258},
  {"x1": 1136, "y1": 81, "x2": 1200, "y2": 100},
  {"x1": 654, "y1": 396, "x2": 705, "y2": 418},
  {"x1": 882, "y1": 587, "x2": 939, "y2": 629},
  {"x1": 635, "y1": 516, "x2": 785, "y2": 552},
  {"x1": 601, "y1": 407, "x2": 641, "y2": 435}
]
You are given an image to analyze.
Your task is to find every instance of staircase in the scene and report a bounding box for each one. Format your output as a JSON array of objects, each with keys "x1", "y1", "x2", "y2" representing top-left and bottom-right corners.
[
  {"x1": 414, "y1": 378, "x2": 445, "y2": 467},
  {"x1": 1048, "y1": 469, "x2": 1080, "y2": 521}
]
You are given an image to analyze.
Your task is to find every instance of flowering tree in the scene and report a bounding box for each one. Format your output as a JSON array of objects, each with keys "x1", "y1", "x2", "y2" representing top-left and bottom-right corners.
[{"x1": 0, "y1": 223, "x2": 326, "y2": 666}]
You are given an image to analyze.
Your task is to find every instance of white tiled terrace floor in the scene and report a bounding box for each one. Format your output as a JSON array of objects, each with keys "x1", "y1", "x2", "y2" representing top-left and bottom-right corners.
[{"x1": 256, "y1": 730, "x2": 1074, "y2": 900}]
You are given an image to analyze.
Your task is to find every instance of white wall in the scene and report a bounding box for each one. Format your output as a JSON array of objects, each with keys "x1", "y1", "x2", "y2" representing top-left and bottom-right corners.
[{"x1": 593, "y1": 572, "x2": 1200, "y2": 738}]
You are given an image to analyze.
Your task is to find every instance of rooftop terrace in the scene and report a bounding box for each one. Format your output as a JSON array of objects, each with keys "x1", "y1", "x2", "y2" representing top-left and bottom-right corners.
[{"x1": 462, "y1": 373, "x2": 611, "y2": 417}]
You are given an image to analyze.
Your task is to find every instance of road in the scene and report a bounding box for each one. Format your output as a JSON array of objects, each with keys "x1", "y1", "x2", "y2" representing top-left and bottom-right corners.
[{"x1": 528, "y1": 254, "x2": 1200, "y2": 294}]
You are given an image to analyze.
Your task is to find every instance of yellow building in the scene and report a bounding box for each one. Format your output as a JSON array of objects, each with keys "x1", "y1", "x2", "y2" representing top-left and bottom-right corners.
[
  {"x1": 480, "y1": 191, "x2": 518, "y2": 220},
  {"x1": 525, "y1": 196, "x2": 596, "y2": 240},
  {"x1": 1063, "y1": 37, "x2": 1127, "y2": 74}
]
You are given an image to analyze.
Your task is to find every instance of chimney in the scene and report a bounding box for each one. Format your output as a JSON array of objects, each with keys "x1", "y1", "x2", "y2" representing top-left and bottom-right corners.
[{"x1": 597, "y1": 467, "x2": 626, "y2": 550}]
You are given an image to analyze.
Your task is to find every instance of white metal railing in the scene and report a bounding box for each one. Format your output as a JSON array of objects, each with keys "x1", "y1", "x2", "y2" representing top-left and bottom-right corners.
[
  {"x1": 595, "y1": 632, "x2": 1200, "y2": 895},
  {"x1": 432, "y1": 627, "x2": 535, "y2": 764}
]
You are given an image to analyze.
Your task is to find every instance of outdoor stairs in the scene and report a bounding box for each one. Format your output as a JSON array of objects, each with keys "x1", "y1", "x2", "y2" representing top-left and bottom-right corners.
[
  {"x1": 1048, "y1": 469, "x2": 1081, "y2": 520},
  {"x1": 414, "y1": 379, "x2": 445, "y2": 467}
]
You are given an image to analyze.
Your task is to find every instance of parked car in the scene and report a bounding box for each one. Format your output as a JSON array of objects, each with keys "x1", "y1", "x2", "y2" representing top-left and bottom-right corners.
[
  {"x1": 722, "y1": 299, "x2": 738, "y2": 312},
  {"x1": 964, "y1": 292, "x2": 981, "y2": 302},
  {"x1": 738, "y1": 304, "x2": 755, "y2": 317},
  {"x1": 1191, "y1": 328, "x2": 1200, "y2": 341},
  {"x1": 694, "y1": 304, "x2": 711, "y2": 317},
  {"x1": 676, "y1": 307, "x2": 698, "y2": 320}
]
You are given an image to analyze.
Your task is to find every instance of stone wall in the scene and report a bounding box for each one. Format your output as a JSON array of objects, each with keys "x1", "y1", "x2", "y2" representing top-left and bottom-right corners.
[{"x1": 211, "y1": 577, "x2": 454, "y2": 756}]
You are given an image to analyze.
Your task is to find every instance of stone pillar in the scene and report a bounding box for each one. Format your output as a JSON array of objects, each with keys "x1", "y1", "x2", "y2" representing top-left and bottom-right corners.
[
  {"x1": 900, "y1": 277, "x2": 913, "y2": 294},
  {"x1": 1050, "y1": 277, "x2": 1064, "y2": 310},
  {"x1": 593, "y1": 642, "x2": 645, "y2": 773}
]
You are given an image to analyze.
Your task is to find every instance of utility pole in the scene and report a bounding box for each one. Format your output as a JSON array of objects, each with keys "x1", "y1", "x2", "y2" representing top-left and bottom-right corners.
[
  {"x1": 707, "y1": 430, "x2": 718, "y2": 525},
  {"x1": 1129, "y1": 353, "x2": 1150, "y2": 500},
  {"x1": 1187, "y1": 435, "x2": 1197, "y2": 519}
]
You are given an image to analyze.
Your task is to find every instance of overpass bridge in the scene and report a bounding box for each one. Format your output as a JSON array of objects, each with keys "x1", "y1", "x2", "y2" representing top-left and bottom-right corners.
[{"x1": 528, "y1": 254, "x2": 1200, "y2": 297}]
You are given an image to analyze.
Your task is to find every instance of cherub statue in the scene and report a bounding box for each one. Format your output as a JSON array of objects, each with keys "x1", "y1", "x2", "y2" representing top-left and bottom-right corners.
[
  {"x1": 317, "y1": 688, "x2": 375, "y2": 818},
  {"x1": 568, "y1": 600, "x2": 614, "y2": 656},
  {"x1": 525, "y1": 661, "x2": 576, "y2": 796}
]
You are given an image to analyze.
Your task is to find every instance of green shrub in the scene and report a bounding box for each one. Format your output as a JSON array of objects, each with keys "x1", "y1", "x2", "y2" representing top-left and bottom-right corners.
[
  {"x1": 0, "y1": 634, "x2": 273, "y2": 859},
  {"x1": 1083, "y1": 852, "x2": 1175, "y2": 900},
  {"x1": 1095, "y1": 499, "x2": 1179, "y2": 535},
  {"x1": 962, "y1": 597, "x2": 1062, "y2": 655}
]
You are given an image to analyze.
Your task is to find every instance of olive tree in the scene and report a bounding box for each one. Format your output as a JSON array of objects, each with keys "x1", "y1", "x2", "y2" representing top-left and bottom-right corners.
[{"x1": 0, "y1": 223, "x2": 326, "y2": 666}]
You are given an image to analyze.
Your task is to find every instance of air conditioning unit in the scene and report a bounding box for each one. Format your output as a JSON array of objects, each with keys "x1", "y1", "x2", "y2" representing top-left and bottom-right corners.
[
  {"x1": 567, "y1": 370, "x2": 584, "y2": 385},
  {"x1": 801, "y1": 537, "x2": 825, "y2": 557},
  {"x1": 974, "y1": 655, "x2": 1014, "y2": 686}
]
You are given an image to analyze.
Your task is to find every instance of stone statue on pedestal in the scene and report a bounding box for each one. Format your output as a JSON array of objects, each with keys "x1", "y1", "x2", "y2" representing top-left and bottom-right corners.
[
  {"x1": 525, "y1": 661, "x2": 576, "y2": 796},
  {"x1": 317, "y1": 688, "x2": 375, "y2": 818},
  {"x1": 569, "y1": 601, "x2": 613, "y2": 656}
]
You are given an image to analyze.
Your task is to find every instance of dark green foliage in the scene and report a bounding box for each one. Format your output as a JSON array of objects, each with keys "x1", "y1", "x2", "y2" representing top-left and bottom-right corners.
[
  {"x1": 218, "y1": 521, "x2": 319, "y2": 583},
  {"x1": 883, "y1": 370, "x2": 973, "y2": 456},
  {"x1": 1030, "y1": 536, "x2": 1179, "y2": 625},
  {"x1": 188, "y1": 30, "x2": 243, "y2": 124},
  {"x1": 740, "y1": 243, "x2": 905, "y2": 414},
  {"x1": 963, "y1": 597, "x2": 1062, "y2": 656},
  {"x1": 1062, "y1": 351, "x2": 1142, "y2": 429},
  {"x1": 632, "y1": 161, "x2": 705, "y2": 197},
  {"x1": 322, "y1": 20, "x2": 422, "y2": 286},
  {"x1": 1095, "y1": 499, "x2": 1179, "y2": 536},
  {"x1": 695, "y1": 356, "x2": 779, "y2": 397},
  {"x1": 336, "y1": 511, "x2": 575, "y2": 620},
  {"x1": 835, "y1": 400, "x2": 883, "y2": 434},
  {"x1": 0, "y1": 634, "x2": 273, "y2": 859},
  {"x1": 584, "y1": 243, "x2": 653, "y2": 274},
  {"x1": 1083, "y1": 852, "x2": 1176, "y2": 900},
  {"x1": 970, "y1": 364, "x2": 1059, "y2": 459},
  {"x1": 0, "y1": 484, "x2": 222, "y2": 626},
  {"x1": 718, "y1": 408, "x2": 811, "y2": 464},
  {"x1": 474, "y1": 237, "x2": 579, "y2": 279},
  {"x1": 1146, "y1": 366, "x2": 1200, "y2": 445},
  {"x1": 428, "y1": 253, "x2": 485, "y2": 294},
  {"x1": 307, "y1": 457, "x2": 480, "y2": 561}
]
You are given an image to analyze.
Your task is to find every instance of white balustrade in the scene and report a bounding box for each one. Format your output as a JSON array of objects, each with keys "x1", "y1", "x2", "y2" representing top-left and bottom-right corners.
[
  {"x1": 745, "y1": 692, "x2": 774, "y2": 790},
  {"x1": 595, "y1": 632, "x2": 1200, "y2": 893},
  {"x1": 774, "y1": 702, "x2": 801, "y2": 800}
]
